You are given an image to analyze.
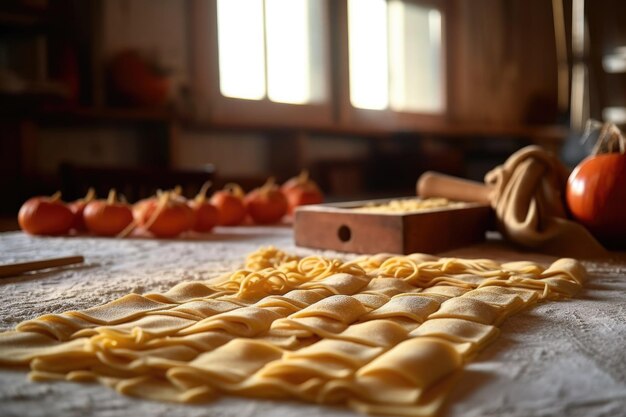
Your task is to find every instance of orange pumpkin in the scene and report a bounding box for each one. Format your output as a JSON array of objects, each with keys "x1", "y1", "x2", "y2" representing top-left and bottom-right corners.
[
  {"x1": 135, "y1": 190, "x2": 194, "y2": 238},
  {"x1": 210, "y1": 184, "x2": 247, "y2": 226},
  {"x1": 245, "y1": 178, "x2": 288, "y2": 224},
  {"x1": 188, "y1": 182, "x2": 219, "y2": 233},
  {"x1": 18, "y1": 192, "x2": 74, "y2": 236},
  {"x1": 566, "y1": 152, "x2": 626, "y2": 244},
  {"x1": 84, "y1": 190, "x2": 134, "y2": 236},
  {"x1": 281, "y1": 170, "x2": 323, "y2": 214}
]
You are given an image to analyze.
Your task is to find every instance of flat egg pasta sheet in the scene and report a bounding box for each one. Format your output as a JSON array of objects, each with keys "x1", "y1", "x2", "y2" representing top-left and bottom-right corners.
[{"x1": 0, "y1": 247, "x2": 585, "y2": 416}]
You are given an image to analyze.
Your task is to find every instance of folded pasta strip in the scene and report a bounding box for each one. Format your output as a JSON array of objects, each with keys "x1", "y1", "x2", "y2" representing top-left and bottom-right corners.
[{"x1": 0, "y1": 246, "x2": 585, "y2": 417}]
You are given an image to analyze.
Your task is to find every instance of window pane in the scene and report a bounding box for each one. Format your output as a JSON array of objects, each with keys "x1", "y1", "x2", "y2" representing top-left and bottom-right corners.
[
  {"x1": 389, "y1": 1, "x2": 444, "y2": 113},
  {"x1": 348, "y1": 0, "x2": 389, "y2": 110},
  {"x1": 217, "y1": 0, "x2": 266, "y2": 100},
  {"x1": 266, "y1": 0, "x2": 313, "y2": 104}
]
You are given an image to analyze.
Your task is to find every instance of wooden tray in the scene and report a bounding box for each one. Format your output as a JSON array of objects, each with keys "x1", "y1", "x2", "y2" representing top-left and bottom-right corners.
[{"x1": 294, "y1": 198, "x2": 493, "y2": 255}]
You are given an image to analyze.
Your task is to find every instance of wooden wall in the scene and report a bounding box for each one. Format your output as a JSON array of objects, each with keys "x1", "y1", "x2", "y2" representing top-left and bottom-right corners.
[
  {"x1": 447, "y1": 0, "x2": 560, "y2": 125},
  {"x1": 586, "y1": 0, "x2": 626, "y2": 119}
]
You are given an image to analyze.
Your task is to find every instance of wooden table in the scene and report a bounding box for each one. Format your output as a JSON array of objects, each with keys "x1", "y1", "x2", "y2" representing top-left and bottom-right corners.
[{"x1": 1, "y1": 229, "x2": 625, "y2": 417}]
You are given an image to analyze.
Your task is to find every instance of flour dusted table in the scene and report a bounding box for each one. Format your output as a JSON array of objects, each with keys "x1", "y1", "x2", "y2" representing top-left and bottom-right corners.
[{"x1": 1, "y1": 228, "x2": 625, "y2": 417}]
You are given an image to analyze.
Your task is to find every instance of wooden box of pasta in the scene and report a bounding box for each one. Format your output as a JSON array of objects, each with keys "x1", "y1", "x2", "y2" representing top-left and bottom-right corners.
[{"x1": 294, "y1": 197, "x2": 493, "y2": 255}]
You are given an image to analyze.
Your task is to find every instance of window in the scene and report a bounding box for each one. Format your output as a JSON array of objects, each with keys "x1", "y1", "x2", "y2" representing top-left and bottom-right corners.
[
  {"x1": 191, "y1": 0, "x2": 446, "y2": 129},
  {"x1": 347, "y1": 0, "x2": 444, "y2": 113},
  {"x1": 216, "y1": 0, "x2": 327, "y2": 105},
  {"x1": 216, "y1": 0, "x2": 265, "y2": 101}
]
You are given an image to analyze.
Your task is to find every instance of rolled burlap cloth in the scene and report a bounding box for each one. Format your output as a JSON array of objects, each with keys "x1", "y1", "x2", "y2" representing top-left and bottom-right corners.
[
  {"x1": 484, "y1": 145, "x2": 607, "y2": 258},
  {"x1": 418, "y1": 145, "x2": 607, "y2": 258}
]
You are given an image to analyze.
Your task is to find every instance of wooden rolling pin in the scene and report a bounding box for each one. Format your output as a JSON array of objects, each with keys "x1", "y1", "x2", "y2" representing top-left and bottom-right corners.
[
  {"x1": 417, "y1": 171, "x2": 492, "y2": 204},
  {"x1": 0, "y1": 255, "x2": 84, "y2": 279}
]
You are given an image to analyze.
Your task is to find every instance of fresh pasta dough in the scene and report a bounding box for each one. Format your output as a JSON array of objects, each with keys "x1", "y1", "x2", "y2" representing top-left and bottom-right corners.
[
  {"x1": 354, "y1": 198, "x2": 464, "y2": 213},
  {"x1": 0, "y1": 247, "x2": 585, "y2": 416}
]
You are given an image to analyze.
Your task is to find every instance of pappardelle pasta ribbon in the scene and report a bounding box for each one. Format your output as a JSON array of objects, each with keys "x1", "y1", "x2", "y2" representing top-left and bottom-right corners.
[{"x1": 0, "y1": 247, "x2": 585, "y2": 416}]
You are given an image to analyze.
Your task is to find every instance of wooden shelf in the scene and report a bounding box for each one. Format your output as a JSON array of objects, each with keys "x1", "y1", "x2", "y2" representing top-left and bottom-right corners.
[
  {"x1": 185, "y1": 117, "x2": 568, "y2": 143},
  {"x1": 3, "y1": 98, "x2": 568, "y2": 143},
  {"x1": 0, "y1": 11, "x2": 48, "y2": 30},
  {"x1": 36, "y1": 106, "x2": 177, "y2": 124},
  {"x1": 408, "y1": 123, "x2": 568, "y2": 142},
  {"x1": 40, "y1": 106, "x2": 566, "y2": 145}
]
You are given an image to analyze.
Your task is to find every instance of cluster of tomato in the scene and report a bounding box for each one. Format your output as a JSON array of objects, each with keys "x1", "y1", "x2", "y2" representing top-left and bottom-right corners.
[{"x1": 18, "y1": 171, "x2": 323, "y2": 238}]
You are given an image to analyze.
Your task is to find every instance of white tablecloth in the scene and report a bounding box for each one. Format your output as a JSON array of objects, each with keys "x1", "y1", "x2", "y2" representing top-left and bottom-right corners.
[{"x1": 1, "y1": 229, "x2": 625, "y2": 417}]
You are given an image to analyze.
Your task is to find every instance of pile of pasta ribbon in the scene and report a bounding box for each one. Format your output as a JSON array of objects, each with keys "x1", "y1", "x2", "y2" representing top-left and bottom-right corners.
[{"x1": 0, "y1": 247, "x2": 585, "y2": 416}]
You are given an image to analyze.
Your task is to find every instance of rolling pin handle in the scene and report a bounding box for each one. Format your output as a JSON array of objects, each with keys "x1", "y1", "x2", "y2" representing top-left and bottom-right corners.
[{"x1": 417, "y1": 171, "x2": 492, "y2": 205}]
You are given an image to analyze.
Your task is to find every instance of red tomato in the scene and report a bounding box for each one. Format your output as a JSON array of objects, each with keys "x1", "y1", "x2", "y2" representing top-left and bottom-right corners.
[
  {"x1": 281, "y1": 170, "x2": 323, "y2": 214},
  {"x1": 68, "y1": 188, "x2": 96, "y2": 232},
  {"x1": 245, "y1": 178, "x2": 288, "y2": 224},
  {"x1": 135, "y1": 192, "x2": 194, "y2": 238},
  {"x1": 84, "y1": 190, "x2": 134, "y2": 236},
  {"x1": 18, "y1": 192, "x2": 74, "y2": 236},
  {"x1": 210, "y1": 184, "x2": 247, "y2": 226},
  {"x1": 189, "y1": 201, "x2": 219, "y2": 232},
  {"x1": 188, "y1": 181, "x2": 219, "y2": 232},
  {"x1": 566, "y1": 152, "x2": 626, "y2": 244}
]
